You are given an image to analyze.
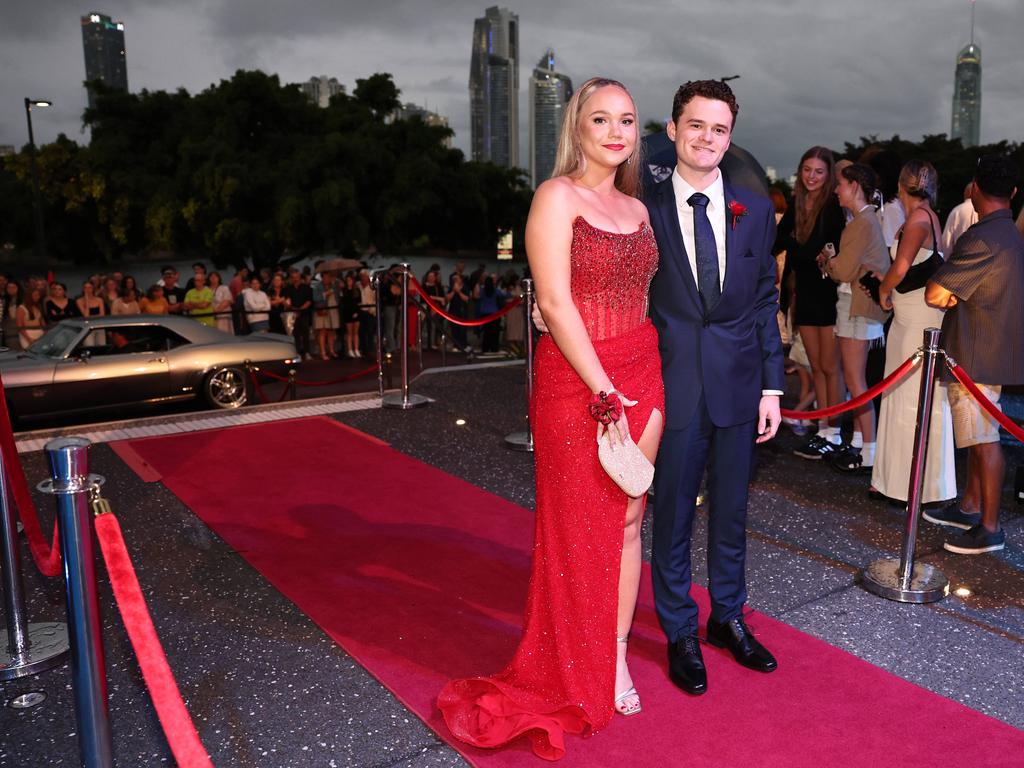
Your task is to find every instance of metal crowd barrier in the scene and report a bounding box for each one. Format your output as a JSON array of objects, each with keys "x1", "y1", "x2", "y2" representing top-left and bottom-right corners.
[
  {"x1": 36, "y1": 437, "x2": 114, "y2": 766},
  {"x1": 382, "y1": 263, "x2": 429, "y2": 410},
  {"x1": 861, "y1": 328, "x2": 949, "y2": 603},
  {"x1": 505, "y1": 278, "x2": 535, "y2": 452},
  {"x1": 1, "y1": 446, "x2": 70, "y2": 688}
]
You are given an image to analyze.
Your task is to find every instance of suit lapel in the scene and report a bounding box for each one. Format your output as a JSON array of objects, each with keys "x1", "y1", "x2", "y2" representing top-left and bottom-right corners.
[
  {"x1": 656, "y1": 179, "x2": 701, "y2": 304},
  {"x1": 721, "y1": 176, "x2": 741, "y2": 300}
]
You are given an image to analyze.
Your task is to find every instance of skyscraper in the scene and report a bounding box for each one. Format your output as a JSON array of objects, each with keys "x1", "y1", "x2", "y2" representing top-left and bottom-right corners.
[
  {"x1": 951, "y1": 2, "x2": 981, "y2": 148},
  {"x1": 80, "y1": 12, "x2": 127, "y2": 108},
  {"x1": 469, "y1": 6, "x2": 519, "y2": 169},
  {"x1": 300, "y1": 76, "x2": 345, "y2": 108},
  {"x1": 529, "y1": 50, "x2": 572, "y2": 187}
]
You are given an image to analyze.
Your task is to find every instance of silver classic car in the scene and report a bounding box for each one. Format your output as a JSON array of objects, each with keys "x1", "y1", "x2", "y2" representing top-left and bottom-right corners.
[{"x1": 0, "y1": 315, "x2": 299, "y2": 422}]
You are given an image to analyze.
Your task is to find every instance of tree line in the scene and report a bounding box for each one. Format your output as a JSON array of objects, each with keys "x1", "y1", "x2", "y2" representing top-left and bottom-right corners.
[
  {"x1": 0, "y1": 71, "x2": 532, "y2": 270},
  {"x1": 1, "y1": 69, "x2": 1020, "y2": 270}
]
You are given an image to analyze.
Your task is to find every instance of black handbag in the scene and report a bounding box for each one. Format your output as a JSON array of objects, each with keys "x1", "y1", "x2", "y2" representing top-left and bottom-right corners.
[{"x1": 895, "y1": 214, "x2": 943, "y2": 294}]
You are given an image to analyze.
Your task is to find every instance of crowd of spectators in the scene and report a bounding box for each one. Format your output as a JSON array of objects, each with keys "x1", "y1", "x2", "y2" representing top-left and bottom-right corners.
[
  {"x1": 0, "y1": 260, "x2": 530, "y2": 363},
  {"x1": 377, "y1": 261, "x2": 525, "y2": 357},
  {"x1": 774, "y1": 149, "x2": 1024, "y2": 555}
]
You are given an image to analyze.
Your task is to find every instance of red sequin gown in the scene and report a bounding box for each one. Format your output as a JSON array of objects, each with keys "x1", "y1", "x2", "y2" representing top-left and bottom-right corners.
[{"x1": 438, "y1": 216, "x2": 664, "y2": 761}]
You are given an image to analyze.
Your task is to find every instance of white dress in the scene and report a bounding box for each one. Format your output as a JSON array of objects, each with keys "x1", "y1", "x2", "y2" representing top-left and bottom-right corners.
[
  {"x1": 871, "y1": 244, "x2": 956, "y2": 503},
  {"x1": 213, "y1": 285, "x2": 234, "y2": 334}
]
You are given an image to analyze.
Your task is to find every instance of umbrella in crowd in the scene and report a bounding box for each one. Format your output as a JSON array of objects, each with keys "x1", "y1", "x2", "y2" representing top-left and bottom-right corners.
[{"x1": 316, "y1": 258, "x2": 364, "y2": 274}]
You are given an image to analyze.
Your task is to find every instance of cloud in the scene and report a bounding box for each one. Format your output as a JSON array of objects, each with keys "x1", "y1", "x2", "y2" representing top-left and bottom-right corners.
[{"x1": 2, "y1": 0, "x2": 1022, "y2": 176}]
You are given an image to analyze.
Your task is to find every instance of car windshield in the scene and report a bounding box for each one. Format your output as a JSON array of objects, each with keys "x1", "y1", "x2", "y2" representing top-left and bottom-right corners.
[{"x1": 28, "y1": 324, "x2": 82, "y2": 358}]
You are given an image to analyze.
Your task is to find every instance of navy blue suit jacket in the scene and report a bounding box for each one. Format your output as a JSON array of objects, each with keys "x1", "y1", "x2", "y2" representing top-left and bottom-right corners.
[{"x1": 646, "y1": 173, "x2": 785, "y2": 430}]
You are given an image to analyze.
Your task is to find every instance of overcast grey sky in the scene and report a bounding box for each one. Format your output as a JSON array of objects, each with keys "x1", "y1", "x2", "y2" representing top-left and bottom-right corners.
[{"x1": 2, "y1": 1, "x2": 1021, "y2": 175}]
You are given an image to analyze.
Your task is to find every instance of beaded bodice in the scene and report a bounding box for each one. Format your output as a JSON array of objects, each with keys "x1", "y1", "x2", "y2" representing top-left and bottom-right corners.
[{"x1": 570, "y1": 216, "x2": 659, "y2": 341}]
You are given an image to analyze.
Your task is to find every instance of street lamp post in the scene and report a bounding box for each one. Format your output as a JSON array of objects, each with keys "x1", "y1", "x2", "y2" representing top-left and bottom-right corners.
[{"x1": 23, "y1": 98, "x2": 52, "y2": 263}]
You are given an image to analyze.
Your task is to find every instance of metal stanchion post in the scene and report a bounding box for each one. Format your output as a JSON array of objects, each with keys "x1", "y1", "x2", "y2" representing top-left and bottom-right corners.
[
  {"x1": 372, "y1": 271, "x2": 386, "y2": 400},
  {"x1": 382, "y1": 264, "x2": 429, "y2": 410},
  {"x1": 288, "y1": 369, "x2": 297, "y2": 401},
  {"x1": 440, "y1": 329, "x2": 448, "y2": 368},
  {"x1": 862, "y1": 328, "x2": 949, "y2": 603},
  {"x1": 38, "y1": 437, "x2": 113, "y2": 767},
  {"x1": 0, "y1": 448, "x2": 70, "y2": 686},
  {"x1": 505, "y1": 279, "x2": 535, "y2": 452},
  {"x1": 417, "y1": 309, "x2": 425, "y2": 372}
]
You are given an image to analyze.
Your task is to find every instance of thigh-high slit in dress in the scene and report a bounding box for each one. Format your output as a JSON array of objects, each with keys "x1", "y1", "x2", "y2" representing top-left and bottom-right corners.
[{"x1": 438, "y1": 216, "x2": 664, "y2": 761}]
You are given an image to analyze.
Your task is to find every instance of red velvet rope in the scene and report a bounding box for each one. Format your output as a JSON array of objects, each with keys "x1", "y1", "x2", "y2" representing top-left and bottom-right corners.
[
  {"x1": 780, "y1": 353, "x2": 920, "y2": 421},
  {"x1": 947, "y1": 362, "x2": 1024, "y2": 443},
  {"x1": 0, "y1": 372, "x2": 62, "y2": 577},
  {"x1": 247, "y1": 367, "x2": 273, "y2": 404},
  {"x1": 409, "y1": 278, "x2": 522, "y2": 326},
  {"x1": 94, "y1": 514, "x2": 214, "y2": 768}
]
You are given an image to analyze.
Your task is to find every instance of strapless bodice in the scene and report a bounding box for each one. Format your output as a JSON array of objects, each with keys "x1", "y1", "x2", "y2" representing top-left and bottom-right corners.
[{"x1": 570, "y1": 216, "x2": 659, "y2": 341}]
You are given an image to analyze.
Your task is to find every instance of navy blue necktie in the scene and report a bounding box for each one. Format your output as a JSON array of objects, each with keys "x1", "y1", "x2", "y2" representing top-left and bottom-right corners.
[{"x1": 687, "y1": 192, "x2": 720, "y2": 310}]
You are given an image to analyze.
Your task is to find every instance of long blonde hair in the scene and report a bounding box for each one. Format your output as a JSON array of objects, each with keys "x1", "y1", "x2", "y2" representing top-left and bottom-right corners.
[
  {"x1": 793, "y1": 146, "x2": 836, "y2": 244},
  {"x1": 550, "y1": 77, "x2": 642, "y2": 198}
]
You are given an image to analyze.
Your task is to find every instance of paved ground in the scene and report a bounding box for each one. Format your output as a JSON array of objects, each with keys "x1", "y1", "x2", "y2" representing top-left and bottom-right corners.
[{"x1": 1, "y1": 363, "x2": 1021, "y2": 767}]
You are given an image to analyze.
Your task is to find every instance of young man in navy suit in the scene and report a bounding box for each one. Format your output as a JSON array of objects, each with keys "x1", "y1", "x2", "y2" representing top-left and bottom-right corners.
[{"x1": 647, "y1": 80, "x2": 785, "y2": 695}]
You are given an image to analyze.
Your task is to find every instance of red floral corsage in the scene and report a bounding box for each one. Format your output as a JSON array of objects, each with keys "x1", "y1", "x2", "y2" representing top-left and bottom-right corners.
[
  {"x1": 588, "y1": 391, "x2": 623, "y2": 425},
  {"x1": 728, "y1": 200, "x2": 748, "y2": 230}
]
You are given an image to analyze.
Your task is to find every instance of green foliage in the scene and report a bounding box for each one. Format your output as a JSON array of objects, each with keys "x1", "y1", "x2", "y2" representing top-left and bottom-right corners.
[
  {"x1": 838, "y1": 134, "x2": 1024, "y2": 218},
  {"x1": 6, "y1": 71, "x2": 1018, "y2": 268},
  {"x1": 0, "y1": 70, "x2": 532, "y2": 267}
]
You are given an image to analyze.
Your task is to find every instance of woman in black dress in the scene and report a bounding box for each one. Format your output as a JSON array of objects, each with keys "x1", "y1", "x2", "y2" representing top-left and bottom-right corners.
[
  {"x1": 44, "y1": 282, "x2": 81, "y2": 324},
  {"x1": 267, "y1": 273, "x2": 288, "y2": 335},
  {"x1": 340, "y1": 272, "x2": 362, "y2": 357},
  {"x1": 776, "y1": 146, "x2": 846, "y2": 459}
]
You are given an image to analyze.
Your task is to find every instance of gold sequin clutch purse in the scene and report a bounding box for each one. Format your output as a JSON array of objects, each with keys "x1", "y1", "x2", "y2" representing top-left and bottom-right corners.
[{"x1": 597, "y1": 424, "x2": 655, "y2": 498}]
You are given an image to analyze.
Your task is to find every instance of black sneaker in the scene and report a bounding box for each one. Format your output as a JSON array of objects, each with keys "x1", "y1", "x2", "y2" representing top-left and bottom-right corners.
[
  {"x1": 793, "y1": 435, "x2": 840, "y2": 460},
  {"x1": 943, "y1": 524, "x2": 1005, "y2": 555},
  {"x1": 923, "y1": 504, "x2": 982, "y2": 531},
  {"x1": 829, "y1": 444, "x2": 870, "y2": 473}
]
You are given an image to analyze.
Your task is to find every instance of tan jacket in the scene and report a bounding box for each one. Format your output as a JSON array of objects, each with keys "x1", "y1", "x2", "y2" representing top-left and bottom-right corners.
[{"x1": 827, "y1": 207, "x2": 892, "y2": 324}]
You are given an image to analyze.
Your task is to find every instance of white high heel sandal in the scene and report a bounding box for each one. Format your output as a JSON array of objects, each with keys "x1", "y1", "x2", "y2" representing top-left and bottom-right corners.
[{"x1": 614, "y1": 634, "x2": 642, "y2": 716}]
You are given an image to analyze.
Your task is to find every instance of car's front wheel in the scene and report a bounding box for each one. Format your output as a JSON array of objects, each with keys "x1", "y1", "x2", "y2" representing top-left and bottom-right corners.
[{"x1": 203, "y1": 367, "x2": 248, "y2": 409}]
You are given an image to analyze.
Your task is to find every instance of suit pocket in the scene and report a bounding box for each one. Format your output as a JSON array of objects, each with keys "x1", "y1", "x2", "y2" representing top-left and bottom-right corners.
[{"x1": 742, "y1": 249, "x2": 755, "y2": 258}]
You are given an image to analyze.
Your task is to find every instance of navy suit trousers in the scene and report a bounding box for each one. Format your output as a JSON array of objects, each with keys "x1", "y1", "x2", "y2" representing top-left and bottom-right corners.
[{"x1": 652, "y1": 393, "x2": 756, "y2": 642}]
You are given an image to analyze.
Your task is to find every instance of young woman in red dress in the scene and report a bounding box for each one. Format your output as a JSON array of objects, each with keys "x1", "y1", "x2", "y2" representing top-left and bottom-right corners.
[{"x1": 438, "y1": 78, "x2": 665, "y2": 760}]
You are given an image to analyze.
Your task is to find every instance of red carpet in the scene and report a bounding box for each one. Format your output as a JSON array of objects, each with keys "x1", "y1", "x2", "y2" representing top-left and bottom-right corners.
[{"x1": 113, "y1": 417, "x2": 1024, "y2": 767}]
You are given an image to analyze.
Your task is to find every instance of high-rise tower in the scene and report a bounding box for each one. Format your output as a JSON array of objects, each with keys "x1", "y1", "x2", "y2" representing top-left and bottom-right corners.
[
  {"x1": 81, "y1": 12, "x2": 128, "y2": 109},
  {"x1": 951, "y1": 1, "x2": 981, "y2": 148},
  {"x1": 469, "y1": 6, "x2": 519, "y2": 169},
  {"x1": 529, "y1": 50, "x2": 572, "y2": 187},
  {"x1": 300, "y1": 76, "x2": 345, "y2": 108}
]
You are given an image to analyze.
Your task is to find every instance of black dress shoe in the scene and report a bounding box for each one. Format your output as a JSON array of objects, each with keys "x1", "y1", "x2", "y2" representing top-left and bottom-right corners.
[
  {"x1": 668, "y1": 634, "x2": 707, "y2": 695},
  {"x1": 706, "y1": 617, "x2": 777, "y2": 673}
]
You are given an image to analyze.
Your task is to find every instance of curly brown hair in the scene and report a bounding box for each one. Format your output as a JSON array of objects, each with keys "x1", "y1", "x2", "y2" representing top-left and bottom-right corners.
[{"x1": 671, "y1": 80, "x2": 739, "y2": 127}]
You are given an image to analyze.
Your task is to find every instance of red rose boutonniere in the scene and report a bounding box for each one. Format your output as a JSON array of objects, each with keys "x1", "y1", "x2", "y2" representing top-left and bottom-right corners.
[{"x1": 728, "y1": 200, "x2": 748, "y2": 230}]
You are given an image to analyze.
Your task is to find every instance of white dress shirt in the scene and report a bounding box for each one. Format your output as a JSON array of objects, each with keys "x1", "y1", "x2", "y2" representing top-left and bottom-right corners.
[
  {"x1": 672, "y1": 167, "x2": 727, "y2": 291},
  {"x1": 672, "y1": 168, "x2": 782, "y2": 398},
  {"x1": 941, "y1": 199, "x2": 979, "y2": 257}
]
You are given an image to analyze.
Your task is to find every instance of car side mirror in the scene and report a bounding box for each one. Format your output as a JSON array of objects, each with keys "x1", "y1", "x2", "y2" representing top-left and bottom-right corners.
[{"x1": 77, "y1": 349, "x2": 91, "y2": 362}]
